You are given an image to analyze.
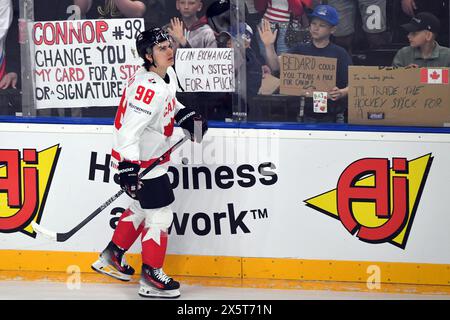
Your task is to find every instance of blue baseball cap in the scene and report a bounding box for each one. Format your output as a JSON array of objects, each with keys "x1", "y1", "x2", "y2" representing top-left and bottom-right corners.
[{"x1": 308, "y1": 5, "x2": 339, "y2": 26}]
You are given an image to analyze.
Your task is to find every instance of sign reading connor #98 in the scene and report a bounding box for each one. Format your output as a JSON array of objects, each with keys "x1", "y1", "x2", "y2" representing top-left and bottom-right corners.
[
  {"x1": 0, "y1": 146, "x2": 60, "y2": 237},
  {"x1": 31, "y1": 19, "x2": 144, "y2": 109},
  {"x1": 305, "y1": 154, "x2": 432, "y2": 249}
]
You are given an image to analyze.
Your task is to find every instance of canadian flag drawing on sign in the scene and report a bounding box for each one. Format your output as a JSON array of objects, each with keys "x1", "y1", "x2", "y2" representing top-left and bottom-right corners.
[{"x1": 420, "y1": 68, "x2": 449, "y2": 84}]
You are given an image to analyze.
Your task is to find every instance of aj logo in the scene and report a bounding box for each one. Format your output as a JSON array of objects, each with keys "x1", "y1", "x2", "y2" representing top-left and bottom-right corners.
[
  {"x1": 0, "y1": 145, "x2": 60, "y2": 237},
  {"x1": 305, "y1": 154, "x2": 432, "y2": 249}
]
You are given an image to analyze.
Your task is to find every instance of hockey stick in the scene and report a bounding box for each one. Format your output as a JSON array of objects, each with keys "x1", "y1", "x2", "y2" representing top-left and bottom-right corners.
[{"x1": 32, "y1": 135, "x2": 189, "y2": 242}]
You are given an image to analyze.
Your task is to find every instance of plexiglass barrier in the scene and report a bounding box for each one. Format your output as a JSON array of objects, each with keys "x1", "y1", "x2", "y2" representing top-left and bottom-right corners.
[{"x1": 0, "y1": 0, "x2": 449, "y2": 127}]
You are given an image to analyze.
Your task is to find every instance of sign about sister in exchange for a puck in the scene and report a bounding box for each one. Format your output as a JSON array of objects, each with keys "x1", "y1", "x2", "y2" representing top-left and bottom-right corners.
[
  {"x1": 31, "y1": 18, "x2": 144, "y2": 109},
  {"x1": 175, "y1": 48, "x2": 235, "y2": 93}
]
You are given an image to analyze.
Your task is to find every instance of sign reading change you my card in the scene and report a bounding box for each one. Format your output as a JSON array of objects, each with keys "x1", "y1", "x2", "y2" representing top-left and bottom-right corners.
[
  {"x1": 280, "y1": 54, "x2": 336, "y2": 96},
  {"x1": 31, "y1": 19, "x2": 144, "y2": 109},
  {"x1": 175, "y1": 48, "x2": 234, "y2": 92}
]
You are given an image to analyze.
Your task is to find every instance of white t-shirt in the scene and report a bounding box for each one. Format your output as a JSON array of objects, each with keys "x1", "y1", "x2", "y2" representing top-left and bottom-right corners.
[{"x1": 264, "y1": 0, "x2": 290, "y2": 23}]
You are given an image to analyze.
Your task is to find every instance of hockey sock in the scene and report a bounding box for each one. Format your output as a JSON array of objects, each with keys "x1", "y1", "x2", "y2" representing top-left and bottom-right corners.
[
  {"x1": 141, "y1": 229, "x2": 168, "y2": 268},
  {"x1": 112, "y1": 209, "x2": 144, "y2": 250}
]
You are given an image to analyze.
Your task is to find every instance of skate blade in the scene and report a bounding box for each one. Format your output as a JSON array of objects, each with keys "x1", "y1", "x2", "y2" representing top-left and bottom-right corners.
[
  {"x1": 138, "y1": 284, "x2": 180, "y2": 299},
  {"x1": 91, "y1": 258, "x2": 131, "y2": 282}
]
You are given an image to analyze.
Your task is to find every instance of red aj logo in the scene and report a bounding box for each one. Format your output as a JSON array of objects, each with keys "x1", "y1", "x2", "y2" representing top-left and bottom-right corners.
[
  {"x1": 0, "y1": 145, "x2": 60, "y2": 237},
  {"x1": 304, "y1": 154, "x2": 432, "y2": 249}
]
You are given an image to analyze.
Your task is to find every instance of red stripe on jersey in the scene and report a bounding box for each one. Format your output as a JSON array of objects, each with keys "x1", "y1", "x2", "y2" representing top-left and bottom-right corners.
[
  {"x1": 111, "y1": 149, "x2": 171, "y2": 168},
  {"x1": 163, "y1": 117, "x2": 175, "y2": 137},
  {"x1": 114, "y1": 89, "x2": 127, "y2": 130}
]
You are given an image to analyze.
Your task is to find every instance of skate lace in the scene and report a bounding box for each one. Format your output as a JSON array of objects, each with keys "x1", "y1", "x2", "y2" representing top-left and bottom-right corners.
[{"x1": 154, "y1": 268, "x2": 171, "y2": 284}]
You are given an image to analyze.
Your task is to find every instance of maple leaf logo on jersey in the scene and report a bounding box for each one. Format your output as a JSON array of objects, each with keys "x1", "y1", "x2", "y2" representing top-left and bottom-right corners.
[
  {"x1": 164, "y1": 118, "x2": 175, "y2": 137},
  {"x1": 148, "y1": 78, "x2": 156, "y2": 84}
]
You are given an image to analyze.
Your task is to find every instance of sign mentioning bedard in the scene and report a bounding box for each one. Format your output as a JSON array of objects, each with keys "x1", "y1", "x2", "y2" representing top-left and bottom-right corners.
[
  {"x1": 31, "y1": 19, "x2": 144, "y2": 109},
  {"x1": 280, "y1": 54, "x2": 336, "y2": 96},
  {"x1": 175, "y1": 48, "x2": 234, "y2": 92},
  {"x1": 348, "y1": 66, "x2": 450, "y2": 126}
]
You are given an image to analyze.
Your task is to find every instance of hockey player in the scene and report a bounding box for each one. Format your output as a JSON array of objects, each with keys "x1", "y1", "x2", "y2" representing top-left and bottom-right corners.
[{"x1": 91, "y1": 27, "x2": 208, "y2": 298}]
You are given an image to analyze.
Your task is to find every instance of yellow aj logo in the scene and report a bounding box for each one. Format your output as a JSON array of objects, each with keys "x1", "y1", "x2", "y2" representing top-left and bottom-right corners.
[
  {"x1": 0, "y1": 145, "x2": 60, "y2": 237},
  {"x1": 304, "y1": 154, "x2": 432, "y2": 248}
]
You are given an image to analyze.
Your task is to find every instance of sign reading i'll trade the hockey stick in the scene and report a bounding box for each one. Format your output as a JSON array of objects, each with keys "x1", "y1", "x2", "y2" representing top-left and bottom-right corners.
[
  {"x1": 175, "y1": 48, "x2": 235, "y2": 92},
  {"x1": 348, "y1": 66, "x2": 450, "y2": 126},
  {"x1": 30, "y1": 18, "x2": 144, "y2": 109}
]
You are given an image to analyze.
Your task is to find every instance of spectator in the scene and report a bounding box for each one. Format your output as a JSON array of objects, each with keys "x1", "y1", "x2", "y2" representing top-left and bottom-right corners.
[
  {"x1": 245, "y1": 0, "x2": 262, "y2": 34},
  {"x1": 328, "y1": 0, "x2": 388, "y2": 54},
  {"x1": 245, "y1": 0, "x2": 267, "y2": 63},
  {"x1": 167, "y1": 0, "x2": 217, "y2": 49},
  {"x1": 217, "y1": 23, "x2": 263, "y2": 99},
  {"x1": 83, "y1": 0, "x2": 168, "y2": 29},
  {"x1": 205, "y1": 0, "x2": 232, "y2": 35},
  {"x1": 0, "y1": 0, "x2": 20, "y2": 116},
  {"x1": 0, "y1": 0, "x2": 17, "y2": 90},
  {"x1": 254, "y1": 0, "x2": 313, "y2": 59},
  {"x1": 398, "y1": 0, "x2": 449, "y2": 47},
  {"x1": 393, "y1": 12, "x2": 450, "y2": 67},
  {"x1": 259, "y1": 4, "x2": 352, "y2": 123}
]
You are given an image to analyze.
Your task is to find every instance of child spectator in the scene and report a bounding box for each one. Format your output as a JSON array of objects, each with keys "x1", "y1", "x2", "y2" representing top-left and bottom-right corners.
[
  {"x1": 217, "y1": 23, "x2": 263, "y2": 99},
  {"x1": 393, "y1": 12, "x2": 450, "y2": 67},
  {"x1": 205, "y1": 0, "x2": 232, "y2": 35},
  {"x1": 259, "y1": 4, "x2": 352, "y2": 123},
  {"x1": 168, "y1": 0, "x2": 217, "y2": 48},
  {"x1": 398, "y1": 0, "x2": 449, "y2": 47}
]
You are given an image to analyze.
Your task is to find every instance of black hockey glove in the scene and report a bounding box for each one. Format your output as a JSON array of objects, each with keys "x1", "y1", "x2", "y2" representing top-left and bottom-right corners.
[
  {"x1": 175, "y1": 107, "x2": 208, "y2": 143},
  {"x1": 118, "y1": 161, "x2": 141, "y2": 199}
]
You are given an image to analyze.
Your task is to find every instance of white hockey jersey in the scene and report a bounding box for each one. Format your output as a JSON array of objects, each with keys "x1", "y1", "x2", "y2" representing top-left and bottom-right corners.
[{"x1": 112, "y1": 66, "x2": 185, "y2": 179}]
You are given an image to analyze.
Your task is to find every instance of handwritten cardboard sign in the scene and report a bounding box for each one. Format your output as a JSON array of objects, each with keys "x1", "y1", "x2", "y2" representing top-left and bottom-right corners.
[
  {"x1": 175, "y1": 48, "x2": 234, "y2": 92},
  {"x1": 348, "y1": 66, "x2": 450, "y2": 126},
  {"x1": 258, "y1": 74, "x2": 280, "y2": 95},
  {"x1": 279, "y1": 54, "x2": 336, "y2": 96},
  {"x1": 31, "y1": 18, "x2": 144, "y2": 109}
]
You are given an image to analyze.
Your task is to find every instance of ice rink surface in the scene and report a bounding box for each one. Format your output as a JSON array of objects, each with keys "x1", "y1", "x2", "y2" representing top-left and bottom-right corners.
[{"x1": 0, "y1": 280, "x2": 449, "y2": 300}]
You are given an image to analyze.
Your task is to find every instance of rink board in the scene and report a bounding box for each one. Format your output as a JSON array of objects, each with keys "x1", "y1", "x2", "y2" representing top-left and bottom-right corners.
[{"x1": 0, "y1": 123, "x2": 449, "y2": 286}]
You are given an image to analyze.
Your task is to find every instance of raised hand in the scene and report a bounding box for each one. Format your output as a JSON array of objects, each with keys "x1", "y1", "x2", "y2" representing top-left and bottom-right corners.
[
  {"x1": 401, "y1": 0, "x2": 417, "y2": 17},
  {"x1": 0, "y1": 72, "x2": 18, "y2": 89},
  {"x1": 258, "y1": 19, "x2": 278, "y2": 48},
  {"x1": 168, "y1": 17, "x2": 187, "y2": 47}
]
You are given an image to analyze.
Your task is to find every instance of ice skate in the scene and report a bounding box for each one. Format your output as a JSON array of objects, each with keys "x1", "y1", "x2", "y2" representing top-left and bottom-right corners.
[
  {"x1": 91, "y1": 242, "x2": 135, "y2": 281},
  {"x1": 138, "y1": 264, "x2": 180, "y2": 298}
]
